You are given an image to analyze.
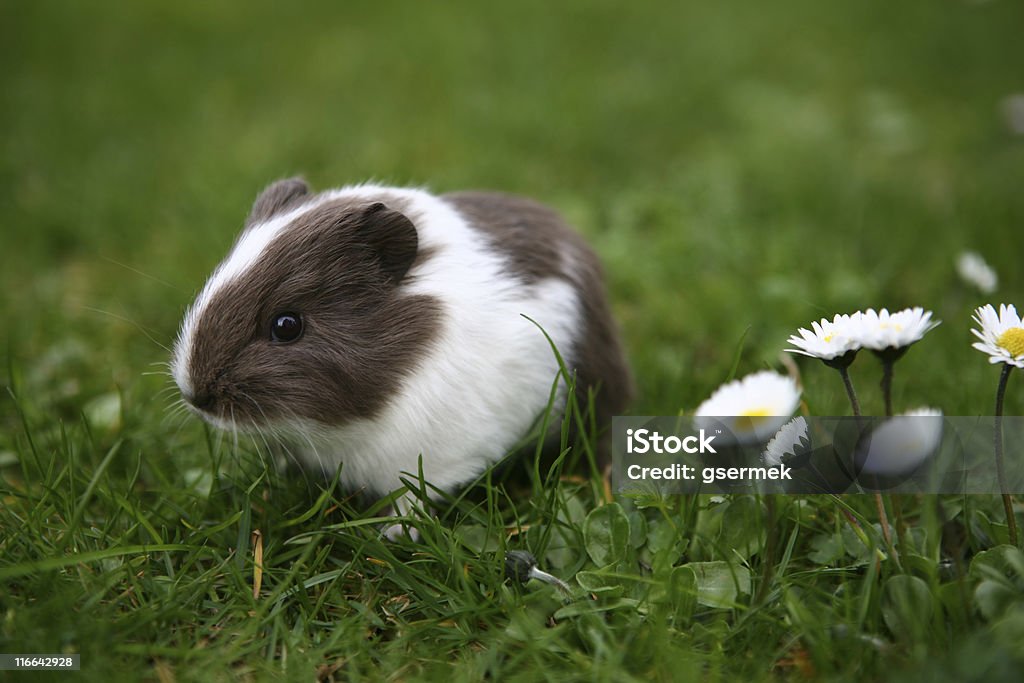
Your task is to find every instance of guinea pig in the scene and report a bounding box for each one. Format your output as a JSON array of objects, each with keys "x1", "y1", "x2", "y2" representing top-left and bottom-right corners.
[{"x1": 171, "y1": 178, "x2": 632, "y2": 537}]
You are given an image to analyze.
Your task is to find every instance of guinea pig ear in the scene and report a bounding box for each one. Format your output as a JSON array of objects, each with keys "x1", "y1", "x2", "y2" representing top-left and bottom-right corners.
[
  {"x1": 356, "y1": 202, "x2": 419, "y2": 284},
  {"x1": 247, "y1": 177, "x2": 311, "y2": 226}
]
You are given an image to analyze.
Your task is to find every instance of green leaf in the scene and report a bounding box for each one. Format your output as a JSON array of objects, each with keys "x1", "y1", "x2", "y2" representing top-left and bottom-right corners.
[
  {"x1": 668, "y1": 565, "x2": 698, "y2": 623},
  {"x1": 627, "y1": 510, "x2": 648, "y2": 549},
  {"x1": 541, "y1": 523, "x2": 579, "y2": 570},
  {"x1": 881, "y1": 575, "x2": 933, "y2": 640},
  {"x1": 584, "y1": 503, "x2": 631, "y2": 567},
  {"x1": 968, "y1": 545, "x2": 1024, "y2": 620},
  {"x1": 558, "y1": 494, "x2": 589, "y2": 528},
  {"x1": 575, "y1": 570, "x2": 626, "y2": 598},
  {"x1": 974, "y1": 580, "x2": 1019, "y2": 622},
  {"x1": 838, "y1": 519, "x2": 875, "y2": 565},
  {"x1": 647, "y1": 517, "x2": 682, "y2": 555},
  {"x1": 808, "y1": 532, "x2": 843, "y2": 565},
  {"x1": 684, "y1": 560, "x2": 751, "y2": 608},
  {"x1": 454, "y1": 524, "x2": 500, "y2": 554},
  {"x1": 901, "y1": 553, "x2": 939, "y2": 583},
  {"x1": 991, "y1": 609, "x2": 1024, "y2": 650},
  {"x1": 554, "y1": 597, "x2": 639, "y2": 620},
  {"x1": 970, "y1": 545, "x2": 1024, "y2": 584}
]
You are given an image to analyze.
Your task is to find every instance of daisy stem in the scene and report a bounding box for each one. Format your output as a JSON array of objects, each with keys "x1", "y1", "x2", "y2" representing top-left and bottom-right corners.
[
  {"x1": 873, "y1": 491, "x2": 895, "y2": 557},
  {"x1": 834, "y1": 363, "x2": 897, "y2": 562},
  {"x1": 880, "y1": 359, "x2": 894, "y2": 418},
  {"x1": 994, "y1": 364, "x2": 1017, "y2": 547},
  {"x1": 880, "y1": 358, "x2": 913, "y2": 548},
  {"x1": 836, "y1": 366, "x2": 862, "y2": 418}
]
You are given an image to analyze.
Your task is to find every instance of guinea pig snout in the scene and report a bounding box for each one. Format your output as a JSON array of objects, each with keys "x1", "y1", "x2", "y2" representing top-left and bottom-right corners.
[
  {"x1": 185, "y1": 388, "x2": 216, "y2": 412},
  {"x1": 176, "y1": 369, "x2": 224, "y2": 416}
]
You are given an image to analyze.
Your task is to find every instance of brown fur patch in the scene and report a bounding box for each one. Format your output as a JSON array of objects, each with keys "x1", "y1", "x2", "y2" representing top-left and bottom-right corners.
[{"x1": 443, "y1": 192, "x2": 566, "y2": 283}]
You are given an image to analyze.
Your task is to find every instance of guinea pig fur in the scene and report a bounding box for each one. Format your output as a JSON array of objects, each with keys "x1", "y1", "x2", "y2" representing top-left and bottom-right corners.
[{"x1": 171, "y1": 178, "x2": 632, "y2": 528}]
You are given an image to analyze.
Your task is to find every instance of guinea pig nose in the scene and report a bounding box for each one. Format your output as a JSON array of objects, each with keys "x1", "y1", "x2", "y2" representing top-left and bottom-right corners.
[{"x1": 188, "y1": 390, "x2": 216, "y2": 411}]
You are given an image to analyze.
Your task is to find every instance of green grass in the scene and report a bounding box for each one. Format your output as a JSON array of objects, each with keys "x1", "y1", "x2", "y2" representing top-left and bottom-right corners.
[{"x1": 3, "y1": 0, "x2": 1024, "y2": 680}]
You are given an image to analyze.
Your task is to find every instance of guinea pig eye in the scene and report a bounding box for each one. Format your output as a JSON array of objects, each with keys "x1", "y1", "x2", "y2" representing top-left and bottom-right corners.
[{"x1": 270, "y1": 313, "x2": 303, "y2": 343}]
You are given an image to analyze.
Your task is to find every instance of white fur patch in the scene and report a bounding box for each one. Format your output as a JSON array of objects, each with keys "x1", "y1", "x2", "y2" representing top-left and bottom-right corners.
[{"x1": 293, "y1": 187, "x2": 581, "y2": 499}]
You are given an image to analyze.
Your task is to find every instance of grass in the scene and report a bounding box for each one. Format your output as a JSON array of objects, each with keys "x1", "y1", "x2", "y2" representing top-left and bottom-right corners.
[{"x1": 3, "y1": 0, "x2": 1024, "y2": 680}]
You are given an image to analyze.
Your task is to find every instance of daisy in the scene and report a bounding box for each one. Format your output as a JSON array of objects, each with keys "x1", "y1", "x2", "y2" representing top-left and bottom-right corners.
[
  {"x1": 786, "y1": 312, "x2": 865, "y2": 416},
  {"x1": 786, "y1": 313, "x2": 862, "y2": 366},
  {"x1": 695, "y1": 371, "x2": 801, "y2": 445},
  {"x1": 852, "y1": 307, "x2": 940, "y2": 416},
  {"x1": 956, "y1": 251, "x2": 998, "y2": 295},
  {"x1": 763, "y1": 416, "x2": 810, "y2": 467},
  {"x1": 853, "y1": 307, "x2": 940, "y2": 353},
  {"x1": 972, "y1": 303, "x2": 1024, "y2": 369},
  {"x1": 857, "y1": 408, "x2": 943, "y2": 478},
  {"x1": 972, "y1": 303, "x2": 1023, "y2": 545}
]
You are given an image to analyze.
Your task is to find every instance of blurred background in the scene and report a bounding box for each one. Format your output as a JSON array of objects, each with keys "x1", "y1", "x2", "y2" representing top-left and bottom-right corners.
[{"x1": 2, "y1": 0, "x2": 1023, "y2": 430}]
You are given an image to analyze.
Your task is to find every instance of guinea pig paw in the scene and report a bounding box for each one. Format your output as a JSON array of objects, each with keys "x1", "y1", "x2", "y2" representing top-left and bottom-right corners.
[{"x1": 382, "y1": 522, "x2": 421, "y2": 543}]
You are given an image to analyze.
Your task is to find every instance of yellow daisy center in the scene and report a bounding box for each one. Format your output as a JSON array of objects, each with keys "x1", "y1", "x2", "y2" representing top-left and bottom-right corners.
[
  {"x1": 997, "y1": 327, "x2": 1024, "y2": 357},
  {"x1": 739, "y1": 407, "x2": 773, "y2": 428},
  {"x1": 823, "y1": 333, "x2": 835, "y2": 343}
]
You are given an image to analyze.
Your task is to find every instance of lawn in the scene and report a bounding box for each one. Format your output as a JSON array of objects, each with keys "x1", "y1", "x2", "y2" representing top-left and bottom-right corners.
[{"x1": 2, "y1": 0, "x2": 1024, "y2": 680}]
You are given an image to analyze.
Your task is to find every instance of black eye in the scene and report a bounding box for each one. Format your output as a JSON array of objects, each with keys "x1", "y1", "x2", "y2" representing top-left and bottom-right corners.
[{"x1": 270, "y1": 313, "x2": 303, "y2": 343}]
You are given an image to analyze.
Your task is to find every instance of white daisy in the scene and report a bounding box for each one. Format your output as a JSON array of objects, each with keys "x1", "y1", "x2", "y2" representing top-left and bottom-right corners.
[
  {"x1": 858, "y1": 408, "x2": 944, "y2": 478},
  {"x1": 956, "y1": 251, "x2": 998, "y2": 295},
  {"x1": 695, "y1": 371, "x2": 801, "y2": 445},
  {"x1": 1003, "y1": 93, "x2": 1024, "y2": 136},
  {"x1": 852, "y1": 307, "x2": 940, "y2": 352},
  {"x1": 786, "y1": 313, "x2": 863, "y2": 362},
  {"x1": 971, "y1": 303, "x2": 1024, "y2": 369},
  {"x1": 763, "y1": 416, "x2": 810, "y2": 467}
]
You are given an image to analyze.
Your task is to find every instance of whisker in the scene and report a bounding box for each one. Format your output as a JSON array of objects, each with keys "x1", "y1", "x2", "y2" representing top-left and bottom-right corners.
[
  {"x1": 230, "y1": 405, "x2": 240, "y2": 456},
  {"x1": 81, "y1": 305, "x2": 172, "y2": 353},
  {"x1": 100, "y1": 255, "x2": 185, "y2": 292},
  {"x1": 161, "y1": 396, "x2": 192, "y2": 425},
  {"x1": 277, "y1": 404, "x2": 331, "y2": 495},
  {"x1": 237, "y1": 391, "x2": 278, "y2": 475}
]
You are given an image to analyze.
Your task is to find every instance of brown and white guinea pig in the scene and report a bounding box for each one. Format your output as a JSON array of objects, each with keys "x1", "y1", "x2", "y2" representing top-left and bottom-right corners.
[{"x1": 171, "y1": 178, "x2": 632, "y2": 535}]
